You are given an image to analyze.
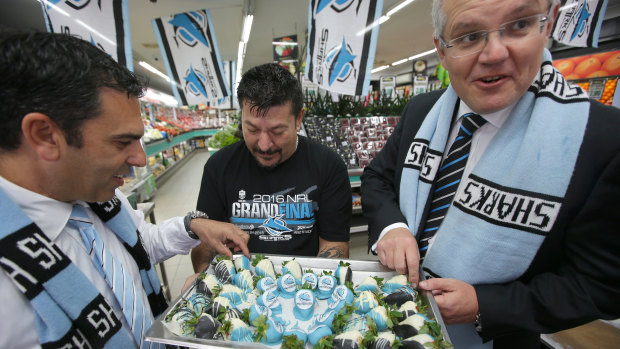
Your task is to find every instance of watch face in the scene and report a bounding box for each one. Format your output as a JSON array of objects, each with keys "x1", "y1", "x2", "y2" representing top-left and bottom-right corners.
[{"x1": 191, "y1": 211, "x2": 208, "y2": 219}]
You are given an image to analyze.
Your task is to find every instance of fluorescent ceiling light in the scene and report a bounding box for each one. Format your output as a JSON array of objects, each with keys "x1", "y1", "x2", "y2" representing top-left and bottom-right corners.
[
  {"x1": 371, "y1": 65, "x2": 390, "y2": 73},
  {"x1": 139, "y1": 61, "x2": 170, "y2": 82},
  {"x1": 241, "y1": 14, "x2": 253, "y2": 42},
  {"x1": 387, "y1": 0, "x2": 415, "y2": 17},
  {"x1": 236, "y1": 41, "x2": 245, "y2": 84},
  {"x1": 357, "y1": 15, "x2": 390, "y2": 36},
  {"x1": 408, "y1": 48, "x2": 437, "y2": 61},
  {"x1": 392, "y1": 58, "x2": 409, "y2": 66},
  {"x1": 357, "y1": 0, "x2": 415, "y2": 36},
  {"x1": 143, "y1": 88, "x2": 178, "y2": 107},
  {"x1": 272, "y1": 41, "x2": 298, "y2": 46}
]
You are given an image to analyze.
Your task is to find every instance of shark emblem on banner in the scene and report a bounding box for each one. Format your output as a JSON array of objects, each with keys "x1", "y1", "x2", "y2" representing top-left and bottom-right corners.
[
  {"x1": 316, "y1": 0, "x2": 357, "y2": 14},
  {"x1": 326, "y1": 38, "x2": 357, "y2": 86},
  {"x1": 260, "y1": 214, "x2": 292, "y2": 236},
  {"x1": 570, "y1": 2, "x2": 592, "y2": 42},
  {"x1": 169, "y1": 11, "x2": 210, "y2": 48},
  {"x1": 184, "y1": 66, "x2": 208, "y2": 98}
]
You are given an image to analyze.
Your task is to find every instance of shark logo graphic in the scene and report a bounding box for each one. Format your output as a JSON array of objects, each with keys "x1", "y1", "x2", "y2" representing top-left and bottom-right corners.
[
  {"x1": 316, "y1": 0, "x2": 357, "y2": 14},
  {"x1": 46, "y1": 0, "x2": 97, "y2": 10},
  {"x1": 260, "y1": 214, "x2": 292, "y2": 236},
  {"x1": 570, "y1": 3, "x2": 591, "y2": 42},
  {"x1": 184, "y1": 66, "x2": 209, "y2": 98},
  {"x1": 325, "y1": 38, "x2": 357, "y2": 86},
  {"x1": 169, "y1": 11, "x2": 210, "y2": 48}
]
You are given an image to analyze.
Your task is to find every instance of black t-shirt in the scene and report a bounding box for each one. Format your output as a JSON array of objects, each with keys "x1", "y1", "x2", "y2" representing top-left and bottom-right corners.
[{"x1": 197, "y1": 136, "x2": 352, "y2": 256}]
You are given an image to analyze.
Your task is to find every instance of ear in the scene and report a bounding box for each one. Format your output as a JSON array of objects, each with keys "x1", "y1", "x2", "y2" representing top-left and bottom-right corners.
[
  {"x1": 546, "y1": 2, "x2": 561, "y2": 36},
  {"x1": 21, "y1": 113, "x2": 64, "y2": 161},
  {"x1": 434, "y1": 36, "x2": 448, "y2": 67},
  {"x1": 296, "y1": 108, "x2": 305, "y2": 132}
]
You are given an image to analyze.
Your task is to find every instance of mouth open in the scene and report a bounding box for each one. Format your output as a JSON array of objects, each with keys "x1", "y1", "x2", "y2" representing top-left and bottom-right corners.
[{"x1": 479, "y1": 75, "x2": 504, "y2": 83}]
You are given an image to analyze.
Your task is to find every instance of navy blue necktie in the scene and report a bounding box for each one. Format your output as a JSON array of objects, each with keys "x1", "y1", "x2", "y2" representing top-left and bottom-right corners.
[{"x1": 419, "y1": 113, "x2": 487, "y2": 260}]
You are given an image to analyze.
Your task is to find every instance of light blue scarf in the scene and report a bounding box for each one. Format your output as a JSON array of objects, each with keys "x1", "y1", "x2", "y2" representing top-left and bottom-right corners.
[
  {"x1": 0, "y1": 188, "x2": 167, "y2": 348},
  {"x1": 399, "y1": 48, "x2": 590, "y2": 347},
  {"x1": 399, "y1": 49, "x2": 590, "y2": 347},
  {"x1": 400, "y1": 49, "x2": 589, "y2": 283}
]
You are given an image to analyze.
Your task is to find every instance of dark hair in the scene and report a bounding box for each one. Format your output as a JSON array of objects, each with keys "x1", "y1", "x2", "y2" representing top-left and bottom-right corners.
[
  {"x1": 0, "y1": 30, "x2": 145, "y2": 150},
  {"x1": 236, "y1": 63, "x2": 303, "y2": 117}
]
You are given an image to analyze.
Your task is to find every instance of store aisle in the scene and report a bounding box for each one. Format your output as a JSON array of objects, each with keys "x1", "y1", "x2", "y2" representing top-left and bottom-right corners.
[
  {"x1": 153, "y1": 150, "x2": 210, "y2": 301},
  {"x1": 152, "y1": 149, "x2": 375, "y2": 300}
]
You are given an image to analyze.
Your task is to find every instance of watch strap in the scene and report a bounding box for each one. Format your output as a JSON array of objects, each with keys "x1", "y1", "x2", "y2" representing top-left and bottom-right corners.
[{"x1": 185, "y1": 211, "x2": 208, "y2": 240}]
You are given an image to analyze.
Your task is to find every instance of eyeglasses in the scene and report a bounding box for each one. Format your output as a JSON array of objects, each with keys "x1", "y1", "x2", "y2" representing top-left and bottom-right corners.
[{"x1": 439, "y1": 14, "x2": 549, "y2": 58}]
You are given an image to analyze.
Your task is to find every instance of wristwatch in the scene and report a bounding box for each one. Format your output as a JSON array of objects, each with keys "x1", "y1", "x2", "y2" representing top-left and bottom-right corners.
[
  {"x1": 474, "y1": 311, "x2": 483, "y2": 333},
  {"x1": 184, "y1": 210, "x2": 208, "y2": 240}
]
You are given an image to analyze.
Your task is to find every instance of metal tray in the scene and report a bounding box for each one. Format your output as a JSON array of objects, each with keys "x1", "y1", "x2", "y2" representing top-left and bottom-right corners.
[{"x1": 145, "y1": 254, "x2": 451, "y2": 348}]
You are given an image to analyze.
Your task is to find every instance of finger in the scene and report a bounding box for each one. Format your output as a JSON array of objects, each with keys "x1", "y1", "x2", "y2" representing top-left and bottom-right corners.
[
  {"x1": 213, "y1": 242, "x2": 234, "y2": 258},
  {"x1": 394, "y1": 247, "x2": 408, "y2": 276},
  {"x1": 405, "y1": 248, "x2": 419, "y2": 286},
  {"x1": 227, "y1": 231, "x2": 250, "y2": 258},
  {"x1": 377, "y1": 250, "x2": 386, "y2": 265}
]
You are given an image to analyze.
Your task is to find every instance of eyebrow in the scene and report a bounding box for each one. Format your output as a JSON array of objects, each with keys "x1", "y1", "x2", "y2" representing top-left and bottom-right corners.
[
  {"x1": 449, "y1": 3, "x2": 540, "y2": 34},
  {"x1": 111, "y1": 133, "x2": 143, "y2": 141},
  {"x1": 243, "y1": 119, "x2": 288, "y2": 131}
]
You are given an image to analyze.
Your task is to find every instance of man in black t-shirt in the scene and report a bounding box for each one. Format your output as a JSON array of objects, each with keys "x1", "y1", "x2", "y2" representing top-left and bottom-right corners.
[{"x1": 191, "y1": 63, "x2": 351, "y2": 272}]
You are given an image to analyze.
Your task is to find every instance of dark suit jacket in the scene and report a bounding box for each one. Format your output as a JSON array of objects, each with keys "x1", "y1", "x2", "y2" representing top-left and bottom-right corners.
[{"x1": 361, "y1": 89, "x2": 620, "y2": 348}]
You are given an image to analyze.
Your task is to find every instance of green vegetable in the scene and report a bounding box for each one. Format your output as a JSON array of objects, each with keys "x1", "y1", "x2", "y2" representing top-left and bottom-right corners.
[{"x1": 207, "y1": 124, "x2": 241, "y2": 149}]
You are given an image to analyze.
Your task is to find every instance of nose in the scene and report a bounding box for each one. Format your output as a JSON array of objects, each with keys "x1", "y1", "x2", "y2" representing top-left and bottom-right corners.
[
  {"x1": 257, "y1": 131, "x2": 273, "y2": 151},
  {"x1": 478, "y1": 30, "x2": 509, "y2": 63},
  {"x1": 128, "y1": 140, "x2": 147, "y2": 167}
]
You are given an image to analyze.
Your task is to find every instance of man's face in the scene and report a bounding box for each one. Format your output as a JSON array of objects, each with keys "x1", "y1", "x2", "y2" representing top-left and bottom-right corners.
[
  {"x1": 435, "y1": 0, "x2": 554, "y2": 114},
  {"x1": 60, "y1": 88, "x2": 146, "y2": 202},
  {"x1": 242, "y1": 101, "x2": 302, "y2": 169}
]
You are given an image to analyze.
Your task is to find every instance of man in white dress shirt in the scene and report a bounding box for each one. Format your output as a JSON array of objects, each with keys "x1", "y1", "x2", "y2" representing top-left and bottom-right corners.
[{"x1": 0, "y1": 30, "x2": 249, "y2": 348}]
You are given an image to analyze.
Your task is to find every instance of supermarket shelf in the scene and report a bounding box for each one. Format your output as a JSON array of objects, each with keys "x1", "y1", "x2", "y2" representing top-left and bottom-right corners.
[{"x1": 145, "y1": 129, "x2": 217, "y2": 157}]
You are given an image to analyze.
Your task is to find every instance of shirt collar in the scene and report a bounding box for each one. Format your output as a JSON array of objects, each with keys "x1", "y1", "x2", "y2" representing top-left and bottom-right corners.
[
  {"x1": 0, "y1": 175, "x2": 74, "y2": 242},
  {"x1": 457, "y1": 100, "x2": 514, "y2": 129}
]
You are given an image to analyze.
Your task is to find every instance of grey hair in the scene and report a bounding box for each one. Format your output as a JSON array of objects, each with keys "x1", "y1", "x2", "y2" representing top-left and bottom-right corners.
[{"x1": 432, "y1": 0, "x2": 560, "y2": 40}]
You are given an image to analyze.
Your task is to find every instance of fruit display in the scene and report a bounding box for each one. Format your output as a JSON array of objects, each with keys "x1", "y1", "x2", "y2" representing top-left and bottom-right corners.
[
  {"x1": 160, "y1": 255, "x2": 451, "y2": 349},
  {"x1": 554, "y1": 50, "x2": 620, "y2": 80},
  {"x1": 553, "y1": 50, "x2": 619, "y2": 106}
]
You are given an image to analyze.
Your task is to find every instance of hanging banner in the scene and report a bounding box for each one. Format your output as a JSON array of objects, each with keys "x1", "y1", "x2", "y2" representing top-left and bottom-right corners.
[
  {"x1": 210, "y1": 60, "x2": 236, "y2": 109},
  {"x1": 40, "y1": 0, "x2": 133, "y2": 71},
  {"x1": 152, "y1": 9, "x2": 230, "y2": 106},
  {"x1": 552, "y1": 0, "x2": 609, "y2": 48},
  {"x1": 305, "y1": 0, "x2": 384, "y2": 96}
]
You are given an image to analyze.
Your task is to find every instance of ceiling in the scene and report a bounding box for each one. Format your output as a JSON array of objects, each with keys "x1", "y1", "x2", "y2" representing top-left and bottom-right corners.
[
  {"x1": 3, "y1": 1, "x2": 620, "y2": 98},
  {"x1": 0, "y1": 0, "x2": 438, "y2": 96}
]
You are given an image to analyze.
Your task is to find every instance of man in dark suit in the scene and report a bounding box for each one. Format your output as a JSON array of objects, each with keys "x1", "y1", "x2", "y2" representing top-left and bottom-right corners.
[{"x1": 361, "y1": 0, "x2": 620, "y2": 348}]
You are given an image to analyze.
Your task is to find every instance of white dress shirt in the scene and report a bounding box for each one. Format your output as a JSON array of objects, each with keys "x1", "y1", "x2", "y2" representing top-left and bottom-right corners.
[
  {"x1": 0, "y1": 176, "x2": 200, "y2": 349},
  {"x1": 371, "y1": 100, "x2": 514, "y2": 252}
]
